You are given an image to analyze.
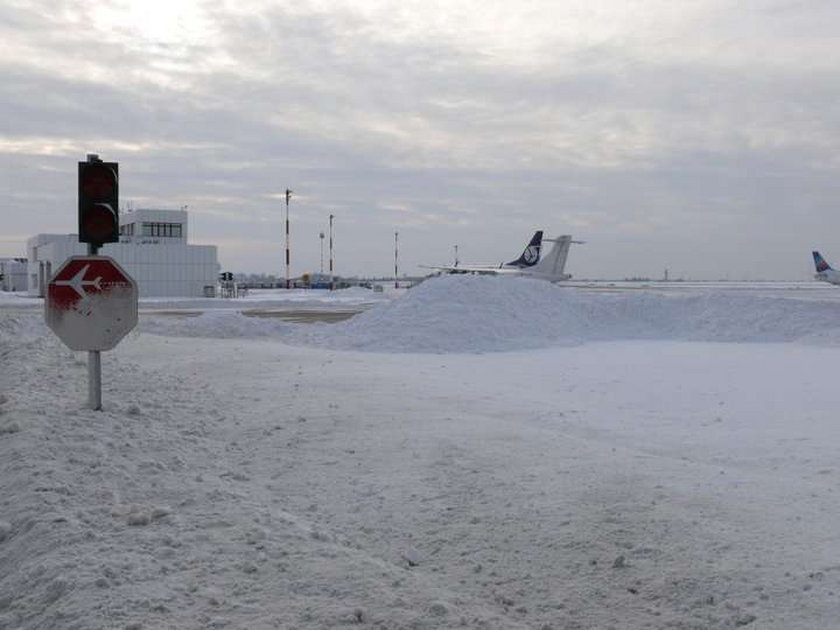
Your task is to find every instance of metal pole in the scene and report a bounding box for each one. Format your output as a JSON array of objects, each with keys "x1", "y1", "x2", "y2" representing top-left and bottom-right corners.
[
  {"x1": 394, "y1": 231, "x2": 399, "y2": 289},
  {"x1": 329, "y1": 214, "x2": 334, "y2": 291},
  {"x1": 87, "y1": 240, "x2": 101, "y2": 410},
  {"x1": 88, "y1": 349, "x2": 102, "y2": 410},
  {"x1": 284, "y1": 189, "x2": 292, "y2": 289},
  {"x1": 320, "y1": 232, "x2": 325, "y2": 274}
]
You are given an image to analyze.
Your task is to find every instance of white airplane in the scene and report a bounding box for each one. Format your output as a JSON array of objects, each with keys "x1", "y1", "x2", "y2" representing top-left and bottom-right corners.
[
  {"x1": 425, "y1": 232, "x2": 581, "y2": 282},
  {"x1": 428, "y1": 231, "x2": 543, "y2": 275},
  {"x1": 53, "y1": 264, "x2": 102, "y2": 298},
  {"x1": 812, "y1": 251, "x2": 840, "y2": 285}
]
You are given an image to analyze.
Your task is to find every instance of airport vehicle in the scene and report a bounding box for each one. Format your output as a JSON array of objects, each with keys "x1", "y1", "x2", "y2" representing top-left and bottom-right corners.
[
  {"x1": 426, "y1": 233, "x2": 580, "y2": 282},
  {"x1": 812, "y1": 251, "x2": 840, "y2": 285}
]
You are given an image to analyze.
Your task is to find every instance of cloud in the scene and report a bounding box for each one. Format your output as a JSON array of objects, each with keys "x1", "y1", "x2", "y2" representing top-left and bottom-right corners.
[{"x1": 2, "y1": 0, "x2": 840, "y2": 278}]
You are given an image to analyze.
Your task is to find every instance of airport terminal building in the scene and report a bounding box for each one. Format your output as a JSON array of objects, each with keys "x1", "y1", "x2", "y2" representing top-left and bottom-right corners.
[
  {"x1": 0, "y1": 258, "x2": 28, "y2": 292},
  {"x1": 27, "y1": 208, "x2": 219, "y2": 298}
]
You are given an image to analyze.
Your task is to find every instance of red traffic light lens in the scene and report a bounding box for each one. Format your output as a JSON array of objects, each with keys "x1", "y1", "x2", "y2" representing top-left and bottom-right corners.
[
  {"x1": 81, "y1": 165, "x2": 116, "y2": 198},
  {"x1": 82, "y1": 203, "x2": 118, "y2": 240}
]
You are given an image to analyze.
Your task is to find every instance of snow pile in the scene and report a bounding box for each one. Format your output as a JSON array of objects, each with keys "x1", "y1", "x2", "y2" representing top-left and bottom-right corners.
[
  {"x1": 311, "y1": 276, "x2": 840, "y2": 351},
  {"x1": 0, "y1": 291, "x2": 30, "y2": 305},
  {"x1": 0, "y1": 314, "x2": 536, "y2": 629},
  {"x1": 141, "y1": 275, "x2": 840, "y2": 353},
  {"x1": 0, "y1": 311, "x2": 48, "y2": 345},
  {"x1": 140, "y1": 286, "x2": 388, "y2": 310}
]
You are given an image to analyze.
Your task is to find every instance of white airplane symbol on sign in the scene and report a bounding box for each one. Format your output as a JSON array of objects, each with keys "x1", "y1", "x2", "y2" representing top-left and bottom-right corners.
[{"x1": 53, "y1": 264, "x2": 102, "y2": 299}]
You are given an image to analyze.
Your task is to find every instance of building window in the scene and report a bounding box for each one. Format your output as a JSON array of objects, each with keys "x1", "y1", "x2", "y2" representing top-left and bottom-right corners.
[{"x1": 140, "y1": 222, "x2": 183, "y2": 238}]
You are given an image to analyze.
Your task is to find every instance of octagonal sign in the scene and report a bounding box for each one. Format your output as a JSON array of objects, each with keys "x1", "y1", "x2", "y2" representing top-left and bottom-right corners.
[{"x1": 46, "y1": 256, "x2": 138, "y2": 351}]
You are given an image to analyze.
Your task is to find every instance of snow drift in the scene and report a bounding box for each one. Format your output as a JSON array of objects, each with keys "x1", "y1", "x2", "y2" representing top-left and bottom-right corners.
[{"x1": 140, "y1": 276, "x2": 840, "y2": 353}]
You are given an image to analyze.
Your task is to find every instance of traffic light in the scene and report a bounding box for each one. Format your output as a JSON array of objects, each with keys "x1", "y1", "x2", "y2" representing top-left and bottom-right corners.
[{"x1": 78, "y1": 160, "x2": 119, "y2": 245}]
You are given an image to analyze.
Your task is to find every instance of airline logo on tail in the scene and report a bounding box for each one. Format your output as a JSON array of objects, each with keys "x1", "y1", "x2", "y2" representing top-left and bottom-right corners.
[
  {"x1": 522, "y1": 245, "x2": 539, "y2": 264},
  {"x1": 812, "y1": 251, "x2": 840, "y2": 285},
  {"x1": 813, "y1": 251, "x2": 831, "y2": 273},
  {"x1": 506, "y1": 231, "x2": 543, "y2": 268}
]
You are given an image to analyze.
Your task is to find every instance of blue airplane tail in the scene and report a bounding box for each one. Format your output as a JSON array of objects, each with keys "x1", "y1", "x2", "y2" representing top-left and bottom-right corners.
[
  {"x1": 506, "y1": 231, "x2": 543, "y2": 268},
  {"x1": 813, "y1": 251, "x2": 832, "y2": 273}
]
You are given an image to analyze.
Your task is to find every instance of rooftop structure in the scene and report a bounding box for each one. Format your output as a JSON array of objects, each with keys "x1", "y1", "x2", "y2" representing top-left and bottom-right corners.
[
  {"x1": 27, "y1": 208, "x2": 219, "y2": 298},
  {"x1": 0, "y1": 258, "x2": 28, "y2": 292}
]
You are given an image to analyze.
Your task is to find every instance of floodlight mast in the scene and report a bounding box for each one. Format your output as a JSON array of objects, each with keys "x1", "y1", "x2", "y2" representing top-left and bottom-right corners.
[
  {"x1": 329, "y1": 214, "x2": 335, "y2": 291},
  {"x1": 284, "y1": 189, "x2": 293, "y2": 289}
]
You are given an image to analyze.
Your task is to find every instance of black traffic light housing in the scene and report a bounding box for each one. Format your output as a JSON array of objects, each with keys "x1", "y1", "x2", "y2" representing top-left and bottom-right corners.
[{"x1": 78, "y1": 159, "x2": 119, "y2": 246}]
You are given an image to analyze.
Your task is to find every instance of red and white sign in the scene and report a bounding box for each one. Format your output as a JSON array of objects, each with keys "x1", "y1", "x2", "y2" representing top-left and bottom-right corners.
[{"x1": 45, "y1": 256, "x2": 138, "y2": 351}]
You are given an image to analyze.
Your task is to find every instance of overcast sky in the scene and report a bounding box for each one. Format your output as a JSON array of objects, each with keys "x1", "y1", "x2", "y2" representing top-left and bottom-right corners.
[{"x1": 3, "y1": 0, "x2": 839, "y2": 279}]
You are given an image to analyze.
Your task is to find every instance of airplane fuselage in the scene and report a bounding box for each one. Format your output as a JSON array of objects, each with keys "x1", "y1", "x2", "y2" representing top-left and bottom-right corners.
[{"x1": 815, "y1": 270, "x2": 840, "y2": 285}]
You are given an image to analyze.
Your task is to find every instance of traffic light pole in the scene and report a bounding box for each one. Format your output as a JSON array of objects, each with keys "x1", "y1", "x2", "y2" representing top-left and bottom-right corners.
[
  {"x1": 85, "y1": 151, "x2": 103, "y2": 410},
  {"x1": 74, "y1": 152, "x2": 119, "y2": 411},
  {"x1": 88, "y1": 350, "x2": 102, "y2": 411},
  {"x1": 87, "y1": 242, "x2": 102, "y2": 410}
]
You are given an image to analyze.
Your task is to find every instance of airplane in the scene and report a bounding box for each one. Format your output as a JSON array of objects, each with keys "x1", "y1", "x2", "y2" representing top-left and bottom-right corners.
[
  {"x1": 53, "y1": 264, "x2": 102, "y2": 298},
  {"x1": 423, "y1": 231, "x2": 542, "y2": 276},
  {"x1": 424, "y1": 232, "x2": 581, "y2": 282},
  {"x1": 423, "y1": 231, "x2": 543, "y2": 276},
  {"x1": 812, "y1": 251, "x2": 840, "y2": 285}
]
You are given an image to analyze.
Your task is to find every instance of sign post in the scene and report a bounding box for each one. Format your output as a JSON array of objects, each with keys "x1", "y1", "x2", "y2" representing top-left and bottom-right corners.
[{"x1": 45, "y1": 256, "x2": 138, "y2": 409}]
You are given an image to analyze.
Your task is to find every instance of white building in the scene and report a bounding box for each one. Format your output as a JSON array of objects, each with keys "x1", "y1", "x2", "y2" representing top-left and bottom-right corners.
[
  {"x1": 28, "y1": 208, "x2": 218, "y2": 298},
  {"x1": 0, "y1": 258, "x2": 28, "y2": 292}
]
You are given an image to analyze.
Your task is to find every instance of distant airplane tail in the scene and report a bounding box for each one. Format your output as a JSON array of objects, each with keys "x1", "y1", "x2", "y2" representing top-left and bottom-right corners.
[
  {"x1": 505, "y1": 231, "x2": 543, "y2": 268},
  {"x1": 813, "y1": 251, "x2": 832, "y2": 273},
  {"x1": 530, "y1": 235, "x2": 573, "y2": 280}
]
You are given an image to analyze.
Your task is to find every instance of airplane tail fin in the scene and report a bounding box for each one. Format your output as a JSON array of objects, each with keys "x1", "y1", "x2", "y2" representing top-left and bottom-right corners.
[
  {"x1": 813, "y1": 251, "x2": 832, "y2": 273},
  {"x1": 506, "y1": 231, "x2": 543, "y2": 268},
  {"x1": 531, "y1": 235, "x2": 573, "y2": 280}
]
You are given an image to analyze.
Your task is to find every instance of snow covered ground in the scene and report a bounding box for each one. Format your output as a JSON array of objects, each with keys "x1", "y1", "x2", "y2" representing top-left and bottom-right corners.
[{"x1": 2, "y1": 277, "x2": 840, "y2": 629}]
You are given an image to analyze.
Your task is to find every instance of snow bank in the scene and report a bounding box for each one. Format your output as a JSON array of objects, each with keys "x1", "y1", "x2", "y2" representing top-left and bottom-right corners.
[
  {"x1": 0, "y1": 311, "x2": 49, "y2": 345},
  {"x1": 139, "y1": 286, "x2": 388, "y2": 310},
  {"x1": 140, "y1": 276, "x2": 840, "y2": 353}
]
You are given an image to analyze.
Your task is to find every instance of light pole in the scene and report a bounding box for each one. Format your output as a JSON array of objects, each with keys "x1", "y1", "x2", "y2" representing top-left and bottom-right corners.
[
  {"x1": 320, "y1": 231, "x2": 325, "y2": 274},
  {"x1": 394, "y1": 230, "x2": 399, "y2": 289},
  {"x1": 329, "y1": 214, "x2": 335, "y2": 291},
  {"x1": 284, "y1": 188, "x2": 293, "y2": 289}
]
